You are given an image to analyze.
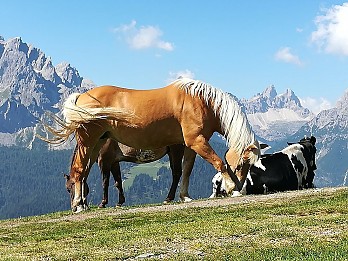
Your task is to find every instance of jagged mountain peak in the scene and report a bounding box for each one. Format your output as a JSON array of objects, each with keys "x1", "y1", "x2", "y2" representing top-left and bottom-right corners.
[
  {"x1": 0, "y1": 36, "x2": 95, "y2": 142},
  {"x1": 55, "y1": 62, "x2": 82, "y2": 87},
  {"x1": 244, "y1": 85, "x2": 308, "y2": 114},
  {"x1": 336, "y1": 89, "x2": 348, "y2": 112},
  {"x1": 261, "y1": 85, "x2": 277, "y2": 99},
  {"x1": 242, "y1": 85, "x2": 314, "y2": 141},
  {"x1": 306, "y1": 89, "x2": 348, "y2": 133}
]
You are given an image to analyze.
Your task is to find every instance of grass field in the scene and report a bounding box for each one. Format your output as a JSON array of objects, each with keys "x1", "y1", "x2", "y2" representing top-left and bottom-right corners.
[{"x1": 0, "y1": 187, "x2": 347, "y2": 260}]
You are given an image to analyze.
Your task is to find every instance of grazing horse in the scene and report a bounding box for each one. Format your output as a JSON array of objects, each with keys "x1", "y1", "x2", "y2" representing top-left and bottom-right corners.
[
  {"x1": 56, "y1": 78, "x2": 260, "y2": 213},
  {"x1": 95, "y1": 138, "x2": 195, "y2": 207}
]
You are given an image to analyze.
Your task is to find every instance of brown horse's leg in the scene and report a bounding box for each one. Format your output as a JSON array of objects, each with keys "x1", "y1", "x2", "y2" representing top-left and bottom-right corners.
[
  {"x1": 71, "y1": 127, "x2": 107, "y2": 212},
  {"x1": 180, "y1": 147, "x2": 196, "y2": 202},
  {"x1": 111, "y1": 161, "x2": 125, "y2": 207},
  {"x1": 164, "y1": 144, "x2": 185, "y2": 203},
  {"x1": 71, "y1": 143, "x2": 90, "y2": 212},
  {"x1": 98, "y1": 159, "x2": 111, "y2": 208},
  {"x1": 185, "y1": 134, "x2": 235, "y2": 195}
]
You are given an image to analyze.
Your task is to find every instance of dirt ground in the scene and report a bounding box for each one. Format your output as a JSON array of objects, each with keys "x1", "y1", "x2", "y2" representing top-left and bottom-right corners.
[{"x1": 3, "y1": 186, "x2": 346, "y2": 228}]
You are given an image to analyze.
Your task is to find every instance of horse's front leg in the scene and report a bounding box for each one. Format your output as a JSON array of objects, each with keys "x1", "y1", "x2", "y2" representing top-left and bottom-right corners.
[
  {"x1": 186, "y1": 134, "x2": 236, "y2": 196},
  {"x1": 81, "y1": 177, "x2": 90, "y2": 210}
]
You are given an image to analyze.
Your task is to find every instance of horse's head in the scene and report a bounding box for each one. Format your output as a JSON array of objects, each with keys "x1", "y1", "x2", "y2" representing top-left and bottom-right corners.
[
  {"x1": 217, "y1": 141, "x2": 261, "y2": 196},
  {"x1": 64, "y1": 174, "x2": 89, "y2": 212}
]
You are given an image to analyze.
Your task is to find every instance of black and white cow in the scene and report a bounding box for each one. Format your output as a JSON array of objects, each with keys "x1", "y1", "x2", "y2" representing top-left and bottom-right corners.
[{"x1": 210, "y1": 136, "x2": 317, "y2": 197}]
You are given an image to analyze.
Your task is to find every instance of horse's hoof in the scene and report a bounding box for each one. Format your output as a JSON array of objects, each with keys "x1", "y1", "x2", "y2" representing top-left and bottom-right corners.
[
  {"x1": 163, "y1": 198, "x2": 173, "y2": 204},
  {"x1": 98, "y1": 204, "x2": 106, "y2": 208},
  {"x1": 231, "y1": 191, "x2": 242, "y2": 197},
  {"x1": 181, "y1": 197, "x2": 193, "y2": 202},
  {"x1": 73, "y1": 205, "x2": 84, "y2": 213},
  {"x1": 115, "y1": 203, "x2": 123, "y2": 208}
]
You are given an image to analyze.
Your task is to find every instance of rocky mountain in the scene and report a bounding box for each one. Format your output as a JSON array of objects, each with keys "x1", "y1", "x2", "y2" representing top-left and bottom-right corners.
[
  {"x1": 0, "y1": 36, "x2": 94, "y2": 147},
  {"x1": 288, "y1": 90, "x2": 348, "y2": 188},
  {"x1": 241, "y1": 85, "x2": 314, "y2": 141}
]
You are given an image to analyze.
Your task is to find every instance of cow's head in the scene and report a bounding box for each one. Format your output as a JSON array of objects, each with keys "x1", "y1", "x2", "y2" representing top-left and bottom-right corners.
[
  {"x1": 300, "y1": 136, "x2": 317, "y2": 188},
  {"x1": 288, "y1": 135, "x2": 317, "y2": 188}
]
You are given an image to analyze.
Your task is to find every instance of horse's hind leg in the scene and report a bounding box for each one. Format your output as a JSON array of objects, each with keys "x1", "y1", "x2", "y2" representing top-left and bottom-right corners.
[
  {"x1": 71, "y1": 126, "x2": 108, "y2": 212},
  {"x1": 180, "y1": 147, "x2": 196, "y2": 202},
  {"x1": 98, "y1": 160, "x2": 111, "y2": 208},
  {"x1": 164, "y1": 144, "x2": 185, "y2": 203},
  {"x1": 111, "y1": 162, "x2": 125, "y2": 207}
]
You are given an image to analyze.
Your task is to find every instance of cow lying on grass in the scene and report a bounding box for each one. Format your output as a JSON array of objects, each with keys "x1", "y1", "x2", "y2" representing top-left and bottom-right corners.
[{"x1": 210, "y1": 136, "x2": 317, "y2": 197}]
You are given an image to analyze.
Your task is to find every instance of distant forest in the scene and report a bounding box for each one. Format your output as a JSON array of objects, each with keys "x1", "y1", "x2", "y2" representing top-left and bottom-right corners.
[{"x1": 0, "y1": 140, "x2": 227, "y2": 219}]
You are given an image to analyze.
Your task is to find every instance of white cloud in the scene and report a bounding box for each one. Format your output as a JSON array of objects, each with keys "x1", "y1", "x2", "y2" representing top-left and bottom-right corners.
[
  {"x1": 167, "y1": 70, "x2": 195, "y2": 83},
  {"x1": 311, "y1": 3, "x2": 348, "y2": 56},
  {"x1": 275, "y1": 47, "x2": 303, "y2": 66},
  {"x1": 300, "y1": 96, "x2": 333, "y2": 115},
  {"x1": 113, "y1": 20, "x2": 174, "y2": 51},
  {"x1": 296, "y1": 27, "x2": 304, "y2": 33}
]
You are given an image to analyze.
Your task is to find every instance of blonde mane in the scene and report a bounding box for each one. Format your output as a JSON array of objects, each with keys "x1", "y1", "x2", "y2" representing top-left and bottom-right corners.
[{"x1": 173, "y1": 78, "x2": 256, "y2": 155}]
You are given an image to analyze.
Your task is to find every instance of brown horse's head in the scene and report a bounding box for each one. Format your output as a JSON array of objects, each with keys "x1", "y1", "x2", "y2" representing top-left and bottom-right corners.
[
  {"x1": 64, "y1": 174, "x2": 89, "y2": 212},
  {"x1": 218, "y1": 141, "x2": 261, "y2": 196}
]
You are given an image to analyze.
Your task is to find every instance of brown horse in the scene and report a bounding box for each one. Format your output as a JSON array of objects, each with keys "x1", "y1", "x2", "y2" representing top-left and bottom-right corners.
[
  {"x1": 95, "y1": 138, "x2": 195, "y2": 207},
  {"x1": 57, "y1": 78, "x2": 260, "y2": 213}
]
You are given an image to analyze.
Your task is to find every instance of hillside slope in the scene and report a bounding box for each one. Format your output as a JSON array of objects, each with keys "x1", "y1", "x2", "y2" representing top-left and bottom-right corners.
[{"x1": 0, "y1": 187, "x2": 347, "y2": 260}]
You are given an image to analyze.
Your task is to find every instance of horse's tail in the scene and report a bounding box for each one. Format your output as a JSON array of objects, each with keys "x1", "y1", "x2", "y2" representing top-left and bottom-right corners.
[
  {"x1": 62, "y1": 92, "x2": 137, "y2": 125},
  {"x1": 35, "y1": 110, "x2": 78, "y2": 145},
  {"x1": 37, "y1": 92, "x2": 137, "y2": 145}
]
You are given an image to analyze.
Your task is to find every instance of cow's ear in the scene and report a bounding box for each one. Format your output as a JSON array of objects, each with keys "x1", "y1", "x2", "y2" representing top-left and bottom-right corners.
[
  {"x1": 310, "y1": 136, "x2": 316, "y2": 145},
  {"x1": 260, "y1": 143, "x2": 269, "y2": 149}
]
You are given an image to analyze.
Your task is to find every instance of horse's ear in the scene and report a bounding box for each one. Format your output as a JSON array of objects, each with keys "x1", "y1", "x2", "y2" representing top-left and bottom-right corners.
[
  {"x1": 242, "y1": 144, "x2": 259, "y2": 162},
  {"x1": 63, "y1": 174, "x2": 69, "y2": 180}
]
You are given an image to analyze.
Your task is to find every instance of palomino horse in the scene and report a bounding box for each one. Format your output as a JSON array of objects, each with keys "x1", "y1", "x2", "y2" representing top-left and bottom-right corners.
[
  {"x1": 57, "y1": 78, "x2": 260, "y2": 213},
  {"x1": 95, "y1": 138, "x2": 195, "y2": 207}
]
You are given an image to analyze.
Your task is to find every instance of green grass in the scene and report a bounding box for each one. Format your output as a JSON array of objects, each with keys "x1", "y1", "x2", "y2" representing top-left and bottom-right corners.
[
  {"x1": 123, "y1": 161, "x2": 169, "y2": 189},
  {"x1": 0, "y1": 188, "x2": 347, "y2": 260}
]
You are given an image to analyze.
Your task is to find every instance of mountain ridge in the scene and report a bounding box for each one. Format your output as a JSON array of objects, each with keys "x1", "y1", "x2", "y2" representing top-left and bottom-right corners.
[
  {"x1": 241, "y1": 84, "x2": 314, "y2": 141},
  {"x1": 0, "y1": 36, "x2": 94, "y2": 147}
]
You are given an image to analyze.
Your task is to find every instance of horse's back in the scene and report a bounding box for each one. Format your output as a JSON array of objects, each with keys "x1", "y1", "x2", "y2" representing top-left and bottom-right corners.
[{"x1": 77, "y1": 85, "x2": 185, "y2": 115}]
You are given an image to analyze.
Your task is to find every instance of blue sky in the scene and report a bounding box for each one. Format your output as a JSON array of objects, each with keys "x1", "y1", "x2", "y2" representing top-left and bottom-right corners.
[{"x1": 1, "y1": 1, "x2": 348, "y2": 114}]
